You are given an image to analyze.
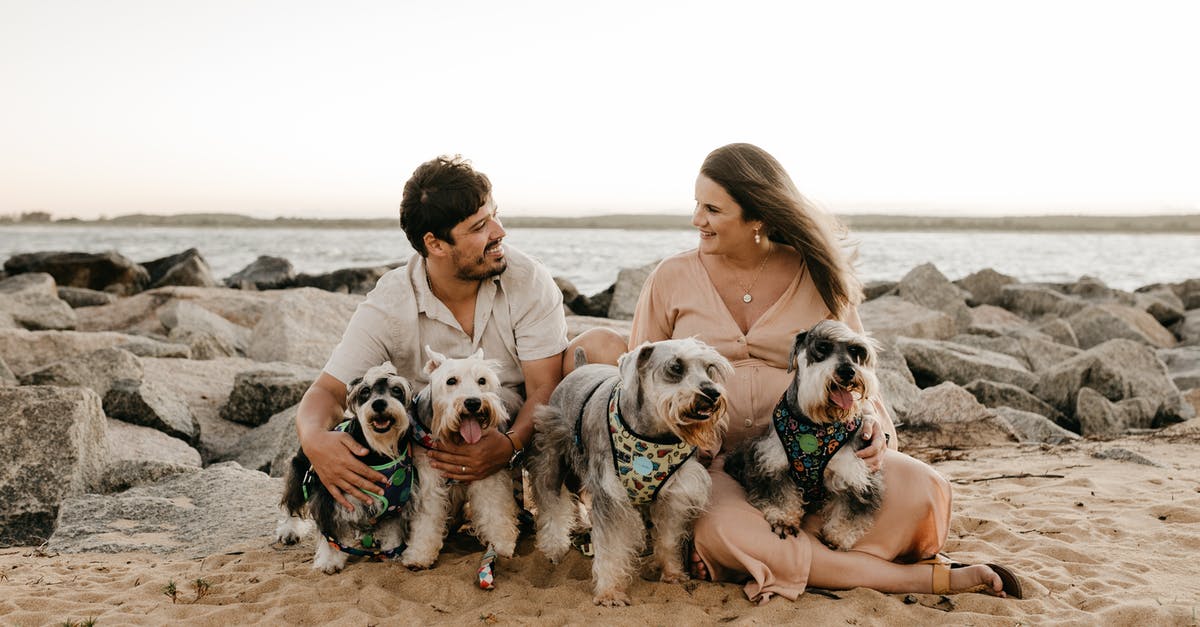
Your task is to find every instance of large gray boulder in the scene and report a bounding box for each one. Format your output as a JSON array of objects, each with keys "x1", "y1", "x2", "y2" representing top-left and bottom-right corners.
[
  {"x1": 0, "y1": 386, "x2": 109, "y2": 547},
  {"x1": 1176, "y1": 309, "x2": 1200, "y2": 346},
  {"x1": 104, "y1": 377, "x2": 199, "y2": 445},
  {"x1": 1063, "y1": 276, "x2": 1137, "y2": 306},
  {"x1": 48, "y1": 462, "x2": 282, "y2": 557},
  {"x1": 557, "y1": 276, "x2": 614, "y2": 318},
  {"x1": 875, "y1": 346, "x2": 920, "y2": 423},
  {"x1": 219, "y1": 364, "x2": 318, "y2": 426},
  {"x1": 0, "y1": 329, "x2": 181, "y2": 378},
  {"x1": 966, "y1": 304, "x2": 1029, "y2": 337},
  {"x1": 1036, "y1": 318, "x2": 1079, "y2": 348},
  {"x1": 1135, "y1": 289, "x2": 1186, "y2": 328},
  {"x1": 246, "y1": 288, "x2": 362, "y2": 368},
  {"x1": 3, "y1": 250, "x2": 149, "y2": 295},
  {"x1": 963, "y1": 379, "x2": 1068, "y2": 425},
  {"x1": 1075, "y1": 387, "x2": 1159, "y2": 437},
  {"x1": 19, "y1": 347, "x2": 143, "y2": 399},
  {"x1": 992, "y1": 407, "x2": 1080, "y2": 445},
  {"x1": 158, "y1": 299, "x2": 251, "y2": 359},
  {"x1": 955, "y1": 268, "x2": 1017, "y2": 307},
  {"x1": 101, "y1": 418, "x2": 202, "y2": 493},
  {"x1": 56, "y1": 286, "x2": 117, "y2": 308},
  {"x1": 225, "y1": 255, "x2": 295, "y2": 290},
  {"x1": 858, "y1": 296, "x2": 956, "y2": 341},
  {"x1": 1033, "y1": 339, "x2": 1184, "y2": 424},
  {"x1": 999, "y1": 284, "x2": 1086, "y2": 319},
  {"x1": 607, "y1": 259, "x2": 659, "y2": 320},
  {"x1": 74, "y1": 286, "x2": 276, "y2": 335},
  {"x1": 141, "y1": 248, "x2": 217, "y2": 289},
  {"x1": 0, "y1": 356, "x2": 15, "y2": 386},
  {"x1": 293, "y1": 265, "x2": 396, "y2": 295},
  {"x1": 898, "y1": 382, "x2": 1018, "y2": 450},
  {"x1": 894, "y1": 337, "x2": 1038, "y2": 390},
  {"x1": 1158, "y1": 347, "x2": 1200, "y2": 391},
  {"x1": 0, "y1": 272, "x2": 77, "y2": 330},
  {"x1": 1067, "y1": 304, "x2": 1177, "y2": 349},
  {"x1": 224, "y1": 405, "x2": 300, "y2": 475},
  {"x1": 862, "y1": 280, "x2": 896, "y2": 301},
  {"x1": 895, "y1": 263, "x2": 972, "y2": 333}
]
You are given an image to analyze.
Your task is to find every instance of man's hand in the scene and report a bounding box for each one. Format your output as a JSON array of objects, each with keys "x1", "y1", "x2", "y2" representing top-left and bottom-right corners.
[
  {"x1": 855, "y1": 414, "x2": 887, "y2": 473},
  {"x1": 427, "y1": 428, "x2": 514, "y2": 482},
  {"x1": 302, "y1": 429, "x2": 387, "y2": 511}
]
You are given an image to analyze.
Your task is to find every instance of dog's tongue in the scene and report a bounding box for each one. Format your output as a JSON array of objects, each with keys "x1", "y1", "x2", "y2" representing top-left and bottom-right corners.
[
  {"x1": 460, "y1": 418, "x2": 483, "y2": 444},
  {"x1": 831, "y1": 388, "x2": 855, "y2": 410}
]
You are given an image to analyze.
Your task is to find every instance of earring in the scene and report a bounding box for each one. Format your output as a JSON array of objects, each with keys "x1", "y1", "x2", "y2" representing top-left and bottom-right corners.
[{"x1": 754, "y1": 228, "x2": 761, "y2": 245}]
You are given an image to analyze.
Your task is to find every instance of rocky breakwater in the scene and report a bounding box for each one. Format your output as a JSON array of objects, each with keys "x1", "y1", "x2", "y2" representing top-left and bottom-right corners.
[{"x1": 2, "y1": 246, "x2": 1198, "y2": 556}]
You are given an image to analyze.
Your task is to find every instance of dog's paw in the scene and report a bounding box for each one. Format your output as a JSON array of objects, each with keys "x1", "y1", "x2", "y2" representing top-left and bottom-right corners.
[
  {"x1": 592, "y1": 589, "x2": 631, "y2": 607},
  {"x1": 399, "y1": 548, "x2": 436, "y2": 571},
  {"x1": 313, "y1": 553, "x2": 347, "y2": 574},
  {"x1": 273, "y1": 516, "x2": 309, "y2": 545},
  {"x1": 659, "y1": 568, "x2": 689, "y2": 584},
  {"x1": 493, "y1": 541, "x2": 516, "y2": 559}
]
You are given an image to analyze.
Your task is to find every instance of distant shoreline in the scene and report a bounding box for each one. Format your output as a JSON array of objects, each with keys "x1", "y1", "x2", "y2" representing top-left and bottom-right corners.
[{"x1": 4, "y1": 212, "x2": 1200, "y2": 233}]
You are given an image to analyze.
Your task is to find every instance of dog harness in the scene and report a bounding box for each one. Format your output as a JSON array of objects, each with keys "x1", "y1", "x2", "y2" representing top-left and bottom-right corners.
[
  {"x1": 771, "y1": 398, "x2": 862, "y2": 511},
  {"x1": 605, "y1": 383, "x2": 696, "y2": 505},
  {"x1": 303, "y1": 419, "x2": 415, "y2": 558}
]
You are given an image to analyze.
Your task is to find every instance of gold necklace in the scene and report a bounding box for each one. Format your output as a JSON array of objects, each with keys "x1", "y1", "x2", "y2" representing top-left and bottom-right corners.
[{"x1": 732, "y1": 246, "x2": 772, "y2": 303}]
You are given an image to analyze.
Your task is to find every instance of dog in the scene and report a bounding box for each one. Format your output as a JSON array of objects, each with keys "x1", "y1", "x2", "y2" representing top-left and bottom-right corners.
[
  {"x1": 399, "y1": 346, "x2": 523, "y2": 570},
  {"x1": 724, "y1": 320, "x2": 883, "y2": 551},
  {"x1": 275, "y1": 362, "x2": 416, "y2": 573},
  {"x1": 528, "y1": 337, "x2": 732, "y2": 606}
]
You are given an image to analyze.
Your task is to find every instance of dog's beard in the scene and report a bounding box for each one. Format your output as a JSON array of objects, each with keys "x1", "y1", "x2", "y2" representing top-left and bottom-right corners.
[
  {"x1": 800, "y1": 368, "x2": 877, "y2": 425},
  {"x1": 357, "y1": 411, "x2": 407, "y2": 459},
  {"x1": 432, "y1": 398, "x2": 502, "y2": 444},
  {"x1": 657, "y1": 392, "x2": 728, "y2": 451}
]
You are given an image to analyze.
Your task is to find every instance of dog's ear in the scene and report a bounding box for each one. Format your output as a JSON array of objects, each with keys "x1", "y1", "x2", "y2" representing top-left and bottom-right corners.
[
  {"x1": 635, "y1": 343, "x2": 656, "y2": 373},
  {"x1": 787, "y1": 331, "x2": 808, "y2": 373},
  {"x1": 347, "y1": 376, "x2": 364, "y2": 395},
  {"x1": 423, "y1": 345, "x2": 445, "y2": 374},
  {"x1": 573, "y1": 346, "x2": 588, "y2": 369},
  {"x1": 471, "y1": 348, "x2": 485, "y2": 361}
]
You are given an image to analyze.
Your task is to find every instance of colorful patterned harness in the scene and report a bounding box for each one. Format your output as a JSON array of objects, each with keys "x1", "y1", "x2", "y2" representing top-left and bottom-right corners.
[
  {"x1": 770, "y1": 397, "x2": 861, "y2": 511},
  {"x1": 303, "y1": 419, "x2": 415, "y2": 559},
  {"x1": 605, "y1": 383, "x2": 696, "y2": 505}
]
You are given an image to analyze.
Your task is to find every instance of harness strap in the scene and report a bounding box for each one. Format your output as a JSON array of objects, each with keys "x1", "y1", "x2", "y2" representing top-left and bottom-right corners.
[
  {"x1": 771, "y1": 399, "x2": 861, "y2": 510},
  {"x1": 573, "y1": 375, "x2": 617, "y2": 452}
]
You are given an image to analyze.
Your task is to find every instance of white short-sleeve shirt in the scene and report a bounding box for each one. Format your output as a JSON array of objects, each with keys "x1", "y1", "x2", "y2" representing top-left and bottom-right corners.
[{"x1": 323, "y1": 244, "x2": 568, "y2": 394}]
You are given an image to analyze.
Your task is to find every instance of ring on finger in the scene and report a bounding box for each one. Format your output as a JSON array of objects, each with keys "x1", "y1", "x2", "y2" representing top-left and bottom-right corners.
[{"x1": 461, "y1": 465, "x2": 466, "y2": 473}]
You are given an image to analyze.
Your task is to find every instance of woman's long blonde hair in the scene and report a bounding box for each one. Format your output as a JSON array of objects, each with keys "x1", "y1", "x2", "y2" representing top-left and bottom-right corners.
[{"x1": 700, "y1": 143, "x2": 862, "y2": 319}]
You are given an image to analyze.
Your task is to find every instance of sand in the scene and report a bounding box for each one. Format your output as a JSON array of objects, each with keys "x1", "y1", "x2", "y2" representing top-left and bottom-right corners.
[{"x1": 3, "y1": 422, "x2": 1199, "y2": 626}]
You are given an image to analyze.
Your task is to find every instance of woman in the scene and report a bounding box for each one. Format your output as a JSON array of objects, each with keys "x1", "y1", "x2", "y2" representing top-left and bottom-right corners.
[{"x1": 628, "y1": 143, "x2": 1018, "y2": 603}]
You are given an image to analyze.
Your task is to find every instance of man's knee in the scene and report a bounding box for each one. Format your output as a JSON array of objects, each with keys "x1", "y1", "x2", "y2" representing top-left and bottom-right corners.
[{"x1": 564, "y1": 328, "x2": 627, "y2": 374}]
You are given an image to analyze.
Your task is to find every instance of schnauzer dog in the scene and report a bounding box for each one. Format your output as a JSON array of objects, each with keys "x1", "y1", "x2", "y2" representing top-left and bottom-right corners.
[
  {"x1": 725, "y1": 320, "x2": 883, "y2": 551},
  {"x1": 528, "y1": 338, "x2": 733, "y2": 606},
  {"x1": 399, "y1": 346, "x2": 523, "y2": 570},
  {"x1": 275, "y1": 362, "x2": 416, "y2": 573}
]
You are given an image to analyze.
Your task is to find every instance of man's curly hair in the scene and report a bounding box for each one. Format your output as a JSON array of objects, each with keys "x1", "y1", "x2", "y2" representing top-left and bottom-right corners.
[{"x1": 400, "y1": 155, "x2": 492, "y2": 256}]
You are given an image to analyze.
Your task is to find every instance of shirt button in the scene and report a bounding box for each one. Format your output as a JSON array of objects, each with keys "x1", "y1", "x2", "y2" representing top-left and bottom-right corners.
[
  {"x1": 743, "y1": 418, "x2": 753, "y2": 427},
  {"x1": 737, "y1": 337, "x2": 745, "y2": 343}
]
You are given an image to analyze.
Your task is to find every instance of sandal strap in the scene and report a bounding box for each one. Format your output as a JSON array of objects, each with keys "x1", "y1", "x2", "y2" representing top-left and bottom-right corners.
[{"x1": 931, "y1": 562, "x2": 951, "y2": 595}]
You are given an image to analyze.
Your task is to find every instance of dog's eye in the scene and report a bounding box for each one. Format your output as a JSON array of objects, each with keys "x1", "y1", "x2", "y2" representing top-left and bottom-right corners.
[
  {"x1": 848, "y1": 345, "x2": 866, "y2": 362},
  {"x1": 477, "y1": 377, "x2": 486, "y2": 385},
  {"x1": 391, "y1": 386, "x2": 406, "y2": 401},
  {"x1": 668, "y1": 360, "x2": 684, "y2": 376},
  {"x1": 813, "y1": 341, "x2": 832, "y2": 356},
  {"x1": 357, "y1": 387, "x2": 371, "y2": 402},
  {"x1": 446, "y1": 377, "x2": 458, "y2": 386}
]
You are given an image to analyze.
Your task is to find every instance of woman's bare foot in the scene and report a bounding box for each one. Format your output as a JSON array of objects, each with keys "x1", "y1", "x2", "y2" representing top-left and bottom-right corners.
[
  {"x1": 947, "y1": 564, "x2": 1005, "y2": 597},
  {"x1": 689, "y1": 550, "x2": 710, "y2": 581}
]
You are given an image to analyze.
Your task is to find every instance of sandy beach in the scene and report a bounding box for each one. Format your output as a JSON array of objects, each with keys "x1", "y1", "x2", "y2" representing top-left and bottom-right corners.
[{"x1": 4, "y1": 420, "x2": 1197, "y2": 627}]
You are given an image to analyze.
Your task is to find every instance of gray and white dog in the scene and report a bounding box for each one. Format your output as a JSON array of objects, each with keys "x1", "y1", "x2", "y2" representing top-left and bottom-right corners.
[
  {"x1": 399, "y1": 346, "x2": 524, "y2": 570},
  {"x1": 275, "y1": 362, "x2": 416, "y2": 573},
  {"x1": 724, "y1": 320, "x2": 884, "y2": 551},
  {"x1": 528, "y1": 338, "x2": 733, "y2": 606}
]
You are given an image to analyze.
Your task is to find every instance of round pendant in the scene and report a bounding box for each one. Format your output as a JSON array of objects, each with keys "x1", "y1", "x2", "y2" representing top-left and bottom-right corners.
[{"x1": 742, "y1": 294, "x2": 753, "y2": 303}]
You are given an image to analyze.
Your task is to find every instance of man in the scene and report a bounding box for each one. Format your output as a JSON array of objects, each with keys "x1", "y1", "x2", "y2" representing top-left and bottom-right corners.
[{"x1": 297, "y1": 155, "x2": 622, "y2": 510}]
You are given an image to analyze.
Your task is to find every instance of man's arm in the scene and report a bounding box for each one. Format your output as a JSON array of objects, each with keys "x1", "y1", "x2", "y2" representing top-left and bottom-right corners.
[
  {"x1": 427, "y1": 353, "x2": 562, "y2": 481},
  {"x1": 296, "y1": 372, "x2": 387, "y2": 510}
]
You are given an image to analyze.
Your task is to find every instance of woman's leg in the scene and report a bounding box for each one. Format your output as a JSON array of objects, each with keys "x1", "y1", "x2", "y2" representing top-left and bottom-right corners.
[
  {"x1": 808, "y1": 543, "x2": 1003, "y2": 594},
  {"x1": 563, "y1": 328, "x2": 626, "y2": 375}
]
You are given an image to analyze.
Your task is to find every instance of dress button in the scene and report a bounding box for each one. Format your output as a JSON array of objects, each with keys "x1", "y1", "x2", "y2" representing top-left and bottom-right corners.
[{"x1": 743, "y1": 418, "x2": 753, "y2": 427}]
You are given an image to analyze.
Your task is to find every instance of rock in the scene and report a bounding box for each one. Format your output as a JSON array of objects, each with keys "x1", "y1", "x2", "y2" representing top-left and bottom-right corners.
[
  {"x1": 875, "y1": 347, "x2": 920, "y2": 423},
  {"x1": 1035, "y1": 317, "x2": 1079, "y2": 348},
  {"x1": 1163, "y1": 278, "x2": 1200, "y2": 310},
  {"x1": 992, "y1": 407, "x2": 1080, "y2": 444},
  {"x1": 565, "y1": 314, "x2": 631, "y2": 342},
  {"x1": 963, "y1": 379, "x2": 1068, "y2": 425},
  {"x1": 1067, "y1": 304, "x2": 1176, "y2": 349},
  {"x1": 224, "y1": 405, "x2": 300, "y2": 476},
  {"x1": 1064, "y1": 276, "x2": 1137, "y2": 306},
  {"x1": 858, "y1": 296, "x2": 956, "y2": 341},
  {"x1": 103, "y1": 377, "x2": 199, "y2": 445},
  {"x1": 1018, "y1": 335, "x2": 1084, "y2": 372},
  {"x1": 246, "y1": 288, "x2": 362, "y2": 368},
  {"x1": 1092, "y1": 447, "x2": 1161, "y2": 467},
  {"x1": 999, "y1": 284, "x2": 1086, "y2": 319},
  {"x1": 1154, "y1": 391, "x2": 1196, "y2": 427},
  {"x1": 0, "y1": 329, "x2": 176, "y2": 378},
  {"x1": 225, "y1": 255, "x2": 295, "y2": 290},
  {"x1": 293, "y1": 265, "x2": 395, "y2": 294},
  {"x1": 0, "y1": 356, "x2": 15, "y2": 386},
  {"x1": 57, "y1": 286, "x2": 118, "y2": 308},
  {"x1": 0, "y1": 386, "x2": 108, "y2": 547},
  {"x1": 3, "y1": 250, "x2": 149, "y2": 295},
  {"x1": 220, "y1": 364, "x2": 318, "y2": 426},
  {"x1": 142, "y1": 248, "x2": 217, "y2": 289},
  {"x1": 895, "y1": 263, "x2": 972, "y2": 333},
  {"x1": 1135, "y1": 289, "x2": 1186, "y2": 328},
  {"x1": 955, "y1": 268, "x2": 1017, "y2": 307},
  {"x1": 0, "y1": 272, "x2": 77, "y2": 330},
  {"x1": 607, "y1": 260, "x2": 659, "y2": 320},
  {"x1": 862, "y1": 280, "x2": 896, "y2": 301},
  {"x1": 1158, "y1": 347, "x2": 1200, "y2": 391},
  {"x1": 1185, "y1": 389, "x2": 1200, "y2": 416},
  {"x1": 1033, "y1": 339, "x2": 1180, "y2": 420},
  {"x1": 898, "y1": 382, "x2": 1018, "y2": 449},
  {"x1": 1075, "y1": 387, "x2": 1159, "y2": 437},
  {"x1": 74, "y1": 286, "x2": 277, "y2": 335},
  {"x1": 894, "y1": 337, "x2": 1038, "y2": 390},
  {"x1": 48, "y1": 462, "x2": 282, "y2": 557},
  {"x1": 1174, "y1": 309, "x2": 1200, "y2": 346},
  {"x1": 556, "y1": 277, "x2": 614, "y2": 318},
  {"x1": 949, "y1": 334, "x2": 1031, "y2": 369},
  {"x1": 19, "y1": 347, "x2": 143, "y2": 399},
  {"x1": 101, "y1": 419, "x2": 202, "y2": 493},
  {"x1": 118, "y1": 336, "x2": 192, "y2": 359},
  {"x1": 137, "y1": 356, "x2": 259, "y2": 463},
  {"x1": 158, "y1": 300, "x2": 251, "y2": 358},
  {"x1": 966, "y1": 305, "x2": 1029, "y2": 337}
]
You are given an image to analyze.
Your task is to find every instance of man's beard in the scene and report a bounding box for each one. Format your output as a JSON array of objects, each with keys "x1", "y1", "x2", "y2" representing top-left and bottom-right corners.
[{"x1": 451, "y1": 248, "x2": 507, "y2": 281}]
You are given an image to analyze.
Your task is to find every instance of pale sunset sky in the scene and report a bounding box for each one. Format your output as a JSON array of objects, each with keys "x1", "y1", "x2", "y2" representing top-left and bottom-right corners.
[{"x1": 2, "y1": 0, "x2": 1198, "y2": 220}]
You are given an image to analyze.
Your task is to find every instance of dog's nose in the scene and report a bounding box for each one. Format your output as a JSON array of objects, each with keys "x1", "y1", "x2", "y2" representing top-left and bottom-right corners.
[
  {"x1": 835, "y1": 363, "x2": 856, "y2": 383},
  {"x1": 464, "y1": 397, "x2": 482, "y2": 413},
  {"x1": 371, "y1": 398, "x2": 388, "y2": 413},
  {"x1": 699, "y1": 384, "x2": 721, "y2": 403}
]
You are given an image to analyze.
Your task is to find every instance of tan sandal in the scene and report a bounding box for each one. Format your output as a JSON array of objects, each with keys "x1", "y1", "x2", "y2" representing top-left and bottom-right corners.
[{"x1": 926, "y1": 558, "x2": 1024, "y2": 599}]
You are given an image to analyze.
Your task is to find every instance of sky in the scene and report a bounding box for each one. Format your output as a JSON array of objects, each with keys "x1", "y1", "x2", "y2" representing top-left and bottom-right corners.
[{"x1": 2, "y1": 0, "x2": 1199, "y2": 220}]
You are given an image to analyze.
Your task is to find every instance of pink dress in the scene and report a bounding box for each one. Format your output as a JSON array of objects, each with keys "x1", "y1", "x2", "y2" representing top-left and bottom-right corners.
[{"x1": 630, "y1": 249, "x2": 951, "y2": 602}]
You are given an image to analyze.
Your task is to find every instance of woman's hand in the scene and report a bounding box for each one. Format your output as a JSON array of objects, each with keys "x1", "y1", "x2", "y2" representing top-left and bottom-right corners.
[
  {"x1": 301, "y1": 429, "x2": 386, "y2": 511},
  {"x1": 855, "y1": 414, "x2": 887, "y2": 472},
  {"x1": 428, "y1": 429, "x2": 513, "y2": 482}
]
